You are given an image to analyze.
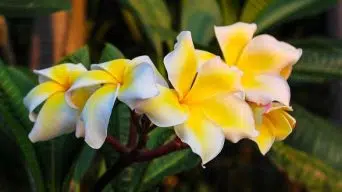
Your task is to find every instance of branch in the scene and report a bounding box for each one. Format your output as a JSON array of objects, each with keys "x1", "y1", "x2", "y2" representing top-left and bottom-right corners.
[
  {"x1": 105, "y1": 135, "x2": 130, "y2": 153},
  {"x1": 135, "y1": 137, "x2": 189, "y2": 162}
]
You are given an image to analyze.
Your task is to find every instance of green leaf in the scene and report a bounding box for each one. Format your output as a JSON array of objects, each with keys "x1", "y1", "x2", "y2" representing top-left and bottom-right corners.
[
  {"x1": 0, "y1": 61, "x2": 44, "y2": 191},
  {"x1": 120, "y1": 0, "x2": 173, "y2": 55},
  {"x1": 255, "y1": 0, "x2": 338, "y2": 33},
  {"x1": 6, "y1": 66, "x2": 36, "y2": 96},
  {"x1": 286, "y1": 104, "x2": 342, "y2": 171},
  {"x1": 291, "y1": 39, "x2": 342, "y2": 80},
  {"x1": 219, "y1": 0, "x2": 240, "y2": 25},
  {"x1": 99, "y1": 43, "x2": 125, "y2": 63},
  {"x1": 240, "y1": 0, "x2": 273, "y2": 22},
  {"x1": 270, "y1": 142, "x2": 342, "y2": 191},
  {"x1": 73, "y1": 145, "x2": 97, "y2": 184},
  {"x1": 0, "y1": 0, "x2": 71, "y2": 17},
  {"x1": 139, "y1": 128, "x2": 201, "y2": 191},
  {"x1": 59, "y1": 46, "x2": 91, "y2": 68},
  {"x1": 181, "y1": 0, "x2": 221, "y2": 45}
]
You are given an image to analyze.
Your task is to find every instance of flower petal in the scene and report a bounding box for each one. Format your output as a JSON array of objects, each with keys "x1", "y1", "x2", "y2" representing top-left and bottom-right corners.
[
  {"x1": 195, "y1": 50, "x2": 216, "y2": 67},
  {"x1": 131, "y1": 55, "x2": 169, "y2": 87},
  {"x1": 118, "y1": 63, "x2": 159, "y2": 109},
  {"x1": 23, "y1": 81, "x2": 65, "y2": 122},
  {"x1": 91, "y1": 59, "x2": 129, "y2": 83},
  {"x1": 28, "y1": 92, "x2": 77, "y2": 142},
  {"x1": 267, "y1": 109, "x2": 294, "y2": 140},
  {"x1": 183, "y1": 57, "x2": 242, "y2": 103},
  {"x1": 243, "y1": 74, "x2": 291, "y2": 106},
  {"x1": 75, "y1": 118, "x2": 85, "y2": 138},
  {"x1": 34, "y1": 63, "x2": 87, "y2": 86},
  {"x1": 164, "y1": 31, "x2": 197, "y2": 99},
  {"x1": 237, "y1": 35, "x2": 302, "y2": 75},
  {"x1": 214, "y1": 23, "x2": 257, "y2": 65},
  {"x1": 202, "y1": 95, "x2": 258, "y2": 143},
  {"x1": 81, "y1": 84, "x2": 119, "y2": 149},
  {"x1": 66, "y1": 70, "x2": 117, "y2": 108},
  {"x1": 174, "y1": 107, "x2": 225, "y2": 165},
  {"x1": 253, "y1": 117, "x2": 275, "y2": 155},
  {"x1": 135, "y1": 85, "x2": 188, "y2": 127}
]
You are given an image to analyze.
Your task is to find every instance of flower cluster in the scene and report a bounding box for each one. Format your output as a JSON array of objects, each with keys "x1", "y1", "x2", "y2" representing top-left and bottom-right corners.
[{"x1": 24, "y1": 22, "x2": 302, "y2": 165}]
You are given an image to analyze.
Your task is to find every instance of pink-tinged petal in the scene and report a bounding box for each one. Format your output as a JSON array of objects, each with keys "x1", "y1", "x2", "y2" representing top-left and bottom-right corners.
[
  {"x1": 131, "y1": 55, "x2": 169, "y2": 87},
  {"x1": 237, "y1": 35, "x2": 302, "y2": 75},
  {"x1": 243, "y1": 74, "x2": 290, "y2": 106},
  {"x1": 164, "y1": 31, "x2": 197, "y2": 99},
  {"x1": 183, "y1": 57, "x2": 242, "y2": 104},
  {"x1": 174, "y1": 106, "x2": 225, "y2": 165},
  {"x1": 81, "y1": 84, "x2": 119, "y2": 149},
  {"x1": 23, "y1": 81, "x2": 65, "y2": 122},
  {"x1": 214, "y1": 23, "x2": 257, "y2": 65},
  {"x1": 135, "y1": 85, "x2": 188, "y2": 127},
  {"x1": 202, "y1": 95, "x2": 258, "y2": 143},
  {"x1": 28, "y1": 92, "x2": 77, "y2": 142},
  {"x1": 34, "y1": 63, "x2": 87, "y2": 86},
  {"x1": 75, "y1": 118, "x2": 85, "y2": 138},
  {"x1": 118, "y1": 63, "x2": 159, "y2": 109}
]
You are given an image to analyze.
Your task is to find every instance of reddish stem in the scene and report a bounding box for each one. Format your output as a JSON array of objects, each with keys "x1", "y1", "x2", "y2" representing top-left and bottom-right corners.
[
  {"x1": 127, "y1": 111, "x2": 139, "y2": 149},
  {"x1": 135, "y1": 137, "x2": 188, "y2": 162},
  {"x1": 105, "y1": 136, "x2": 130, "y2": 153}
]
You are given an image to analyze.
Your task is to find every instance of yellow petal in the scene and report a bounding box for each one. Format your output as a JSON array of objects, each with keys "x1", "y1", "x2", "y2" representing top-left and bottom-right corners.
[
  {"x1": 34, "y1": 63, "x2": 87, "y2": 87},
  {"x1": 118, "y1": 63, "x2": 159, "y2": 109},
  {"x1": 135, "y1": 85, "x2": 188, "y2": 127},
  {"x1": 267, "y1": 109, "x2": 294, "y2": 140},
  {"x1": 175, "y1": 106, "x2": 225, "y2": 165},
  {"x1": 214, "y1": 23, "x2": 257, "y2": 65},
  {"x1": 183, "y1": 57, "x2": 242, "y2": 104},
  {"x1": 28, "y1": 92, "x2": 77, "y2": 142},
  {"x1": 253, "y1": 116, "x2": 275, "y2": 155},
  {"x1": 82, "y1": 84, "x2": 119, "y2": 149},
  {"x1": 242, "y1": 74, "x2": 291, "y2": 106},
  {"x1": 237, "y1": 35, "x2": 302, "y2": 75},
  {"x1": 66, "y1": 70, "x2": 117, "y2": 108},
  {"x1": 91, "y1": 59, "x2": 130, "y2": 83},
  {"x1": 201, "y1": 95, "x2": 258, "y2": 143},
  {"x1": 280, "y1": 65, "x2": 293, "y2": 80},
  {"x1": 24, "y1": 81, "x2": 65, "y2": 122},
  {"x1": 164, "y1": 31, "x2": 197, "y2": 99},
  {"x1": 195, "y1": 49, "x2": 216, "y2": 67}
]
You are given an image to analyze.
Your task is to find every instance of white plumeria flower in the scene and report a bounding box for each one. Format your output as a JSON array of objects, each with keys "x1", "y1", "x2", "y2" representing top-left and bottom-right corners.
[
  {"x1": 135, "y1": 32, "x2": 258, "y2": 165},
  {"x1": 66, "y1": 56, "x2": 163, "y2": 149}
]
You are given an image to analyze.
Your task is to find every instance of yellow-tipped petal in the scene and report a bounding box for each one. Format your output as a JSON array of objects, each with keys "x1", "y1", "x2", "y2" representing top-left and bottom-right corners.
[
  {"x1": 214, "y1": 23, "x2": 257, "y2": 66},
  {"x1": 135, "y1": 85, "x2": 188, "y2": 127},
  {"x1": 66, "y1": 70, "x2": 117, "y2": 108},
  {"x1": 34, "y1": 63, "x2": 87, "y2": 87},
  {"x1": 202, "y1": 95, "x2": 258, "y2": 143},
  {"x1": 131, "y1": 55, "x2": 169, "y2": 87},
  {"x1": 237, "y1": 35, "x2": 302, "y2": 75},
  {"x1": 280, "y1": 65, "x2": 293, "y2": 80},
  {"x1": 175, "y1": 106, "x2": 225, "y2": 165},
  {"x1": 91, "y1": 59, "x2": 130, "y2": 83},
  {"x1": 253, "y1": 117, "x2": 275, "y2": 155},
  {"x1": 82, "y1": 84, "x2": 119, "y2": 149},
  {"x1": 183, "y1": 57, "x2": 242, "y2": 104},
  {"x1": 23, "y1": 81, "x2": 65, "y2": 122},
  {"x1": 28, "y1": 92, "x2": 77, "y2": 142},
  {"x1": 242, "y1": 74, "x2": 291, "y2": 106},
  {"x1": 118, "y1": 63, "x2": 159, "y2": 109},
  {"x1": 267, "y1": 109, "x2": 294, "y2": 140},
  {"x1": 164, "y1": 31, "x2": 197, "y2": 99}
]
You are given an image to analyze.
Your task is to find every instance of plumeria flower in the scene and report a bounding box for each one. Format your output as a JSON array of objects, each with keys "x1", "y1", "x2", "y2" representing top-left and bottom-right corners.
[
  {"x1": 250, "y1": 103, "x2": 296, "y2": 154},
  {"x1": 23, "y1": 63, "x2": 88, "y2": 142},
  {"x1": 214, "y1": 22, "x2": 302, "y2": 106},
  {"x1": 66, "y1": 56, "x2": 163, "y2": 149},
  {"x1": 135, "y1": 31, "x2": 258, "y2": 165}
]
